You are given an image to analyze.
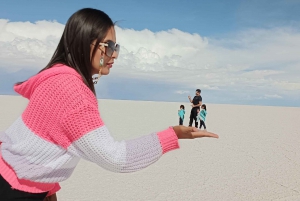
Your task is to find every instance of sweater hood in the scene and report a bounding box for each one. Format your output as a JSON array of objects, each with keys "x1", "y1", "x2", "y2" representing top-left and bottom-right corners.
[{"x1": 14, "y1": 64, "x2": 82, "y2": 99}]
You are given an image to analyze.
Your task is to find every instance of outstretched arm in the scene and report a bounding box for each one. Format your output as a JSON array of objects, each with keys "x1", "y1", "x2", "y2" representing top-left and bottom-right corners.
[{"x1": 62, "y1": 100, "x2": 179, "y2": 173}]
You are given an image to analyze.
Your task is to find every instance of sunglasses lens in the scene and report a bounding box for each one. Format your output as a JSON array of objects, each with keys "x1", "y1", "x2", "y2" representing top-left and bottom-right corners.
[
  {"x1": 115, "y1": 44, "x2": 120, "y2": 58},
  {"x1": 105, "y1": 41, "x2": 114, "y2": 57},
  {"x1": 106, "y1": 47, "x2": 114, "y2": 57},
  {"x1": 105, "y1": 41, "x2": 120, "y2": 58}
]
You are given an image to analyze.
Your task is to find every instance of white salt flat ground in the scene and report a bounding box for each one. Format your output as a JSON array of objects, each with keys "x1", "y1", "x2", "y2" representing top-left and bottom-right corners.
[{"x1": 1, "y1": 95, "x2": 300, "y2": 201}]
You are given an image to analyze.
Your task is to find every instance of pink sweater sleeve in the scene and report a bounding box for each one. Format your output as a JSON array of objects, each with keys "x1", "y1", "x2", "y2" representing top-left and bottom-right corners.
[
  {"x1": 157, "y1": 127, "x2": 179, "y2": 154},
  {"x1": 62, "y1": 100, "x2": 179, "y2": 173}
]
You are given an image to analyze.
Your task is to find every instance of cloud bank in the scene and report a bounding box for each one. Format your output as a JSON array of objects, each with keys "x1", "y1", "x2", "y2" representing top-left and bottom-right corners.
[{"x1": 0, "y1": 19, "x2": 299, "y2": 106}]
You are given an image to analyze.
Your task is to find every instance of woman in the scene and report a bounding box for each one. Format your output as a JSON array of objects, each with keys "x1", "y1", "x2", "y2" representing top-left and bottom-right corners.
[{"x1": 0, "y1": 8, "x2": 219, "y2": 200}]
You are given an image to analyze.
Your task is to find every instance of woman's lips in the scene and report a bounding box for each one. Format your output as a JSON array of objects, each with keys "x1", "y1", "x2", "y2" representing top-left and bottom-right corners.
[{"x1": 107, "y1": 63, "x2": 113, "y2": 68}]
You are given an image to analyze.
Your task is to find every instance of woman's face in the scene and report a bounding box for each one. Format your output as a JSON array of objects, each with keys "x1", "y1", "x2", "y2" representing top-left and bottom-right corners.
[{"x1": 91, "y1": 26, "x2": 117, "y2": 75}]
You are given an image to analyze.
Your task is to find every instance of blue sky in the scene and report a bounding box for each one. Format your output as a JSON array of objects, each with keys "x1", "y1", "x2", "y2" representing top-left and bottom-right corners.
[
  {"x1": 2, "y1": 0, "x2": 299, "y2": 36},
  {"x1": 0, "y1": 0, "x2": 300, "y2": 107}
]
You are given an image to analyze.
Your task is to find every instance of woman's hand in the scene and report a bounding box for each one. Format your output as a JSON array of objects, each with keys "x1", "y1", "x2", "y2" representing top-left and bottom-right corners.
[{"x1": 173, "y1": 126, "x2": 219, "y2": 139}]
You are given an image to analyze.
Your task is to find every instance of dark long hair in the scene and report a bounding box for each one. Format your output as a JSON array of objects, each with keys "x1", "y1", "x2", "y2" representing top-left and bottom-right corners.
[
  {"x1": 16, "y1": 8, "x2": 114, "y2": 94},
  {"x1": 201, "y1": 104, "x2": 207, "y2": 111}
]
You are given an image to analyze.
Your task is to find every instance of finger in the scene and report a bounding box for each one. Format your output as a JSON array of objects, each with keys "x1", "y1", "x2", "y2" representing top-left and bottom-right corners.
[{"x1": 192, "y1": 131, "x2": 219, "y2": 138}]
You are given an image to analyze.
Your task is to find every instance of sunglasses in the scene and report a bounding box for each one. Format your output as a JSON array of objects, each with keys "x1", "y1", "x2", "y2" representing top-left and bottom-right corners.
[{"x1": 99, "y1": 40, "x2": 120, "y2": 58}]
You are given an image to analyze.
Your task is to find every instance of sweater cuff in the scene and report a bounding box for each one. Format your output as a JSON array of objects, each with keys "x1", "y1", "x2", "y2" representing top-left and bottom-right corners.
[
  {"x1": 157, "y1": 127, "x2": 179, "y2": 154},
  {"x1": 46, "y1": 183, "x2": 61, "y2": 197}
]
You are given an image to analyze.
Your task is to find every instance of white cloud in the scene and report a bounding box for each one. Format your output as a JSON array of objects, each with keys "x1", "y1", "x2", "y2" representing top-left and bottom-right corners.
[
  {"x1": 175, "y1": 90, "x2": 190, "y2": 95},
  {"x1": 0, "y1": 19, "x2": 63, "y2": 72},
  {"x1": 0, "y1": 19, "x2": 300, "y2": 101},
  {"x1": 202, "y1": 85, "x2": 220, "y2": 90},
  {"x1": 259, "y1": 94, "x2": 283, "y2": 99}
]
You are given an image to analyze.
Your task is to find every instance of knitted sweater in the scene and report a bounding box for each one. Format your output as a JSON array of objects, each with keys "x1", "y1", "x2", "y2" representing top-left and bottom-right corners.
[{"x1": 0, "y1": 64, "x2": 179, "y2": 196}]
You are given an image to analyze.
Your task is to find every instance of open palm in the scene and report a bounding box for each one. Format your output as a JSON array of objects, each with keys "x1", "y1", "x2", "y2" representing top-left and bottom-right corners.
[{"x1": 173, "y1": 126, "x2": 219, "y2": 139}]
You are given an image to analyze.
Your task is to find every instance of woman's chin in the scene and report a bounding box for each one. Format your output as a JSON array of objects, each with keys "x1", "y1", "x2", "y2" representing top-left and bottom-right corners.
[
  {"x1": 92, "y1": 67, "x2": 110, "y2": 76},
  {"x1": 101, "y1": 69, "x2": 110, "y2": 75}
]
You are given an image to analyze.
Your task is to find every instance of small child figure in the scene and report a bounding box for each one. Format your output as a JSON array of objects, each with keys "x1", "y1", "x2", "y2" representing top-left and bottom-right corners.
[
  {"x1": 197, "y1": 104, "x2": 207, "y2": 130},
  {"x1": 178, "y1": 105, "x2": 185, "y2": 125}
]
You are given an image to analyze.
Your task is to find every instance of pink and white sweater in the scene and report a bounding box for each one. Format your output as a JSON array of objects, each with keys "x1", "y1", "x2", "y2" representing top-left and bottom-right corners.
[{"x1": 0, "y1": 64, "x2": 179, "y2": 196}]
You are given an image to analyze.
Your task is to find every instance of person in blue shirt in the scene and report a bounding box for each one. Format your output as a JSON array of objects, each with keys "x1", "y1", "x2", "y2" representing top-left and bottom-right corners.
[
  {"x1": 197, "y1": 104, "x2": 207, "y2": 130},
  {"x1": 178, "y1": 105, "x2": 185, "y2": 125}
]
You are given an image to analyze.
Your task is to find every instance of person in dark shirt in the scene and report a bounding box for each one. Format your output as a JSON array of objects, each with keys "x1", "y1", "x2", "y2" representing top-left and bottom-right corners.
[{"x1": 188, "y1": 89, "x2": 202, "y2": 127}]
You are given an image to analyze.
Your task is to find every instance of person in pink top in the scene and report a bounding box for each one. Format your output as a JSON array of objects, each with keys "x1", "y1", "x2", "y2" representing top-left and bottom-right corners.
[{"x1": 0, "y1": 8, "x2": 219, "y2": 201}]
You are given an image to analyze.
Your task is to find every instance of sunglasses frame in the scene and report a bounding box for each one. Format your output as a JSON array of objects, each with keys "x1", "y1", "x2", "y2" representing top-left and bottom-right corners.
[{"x1": 99, "y1": 40, "x2": 120, "y2": 58}]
